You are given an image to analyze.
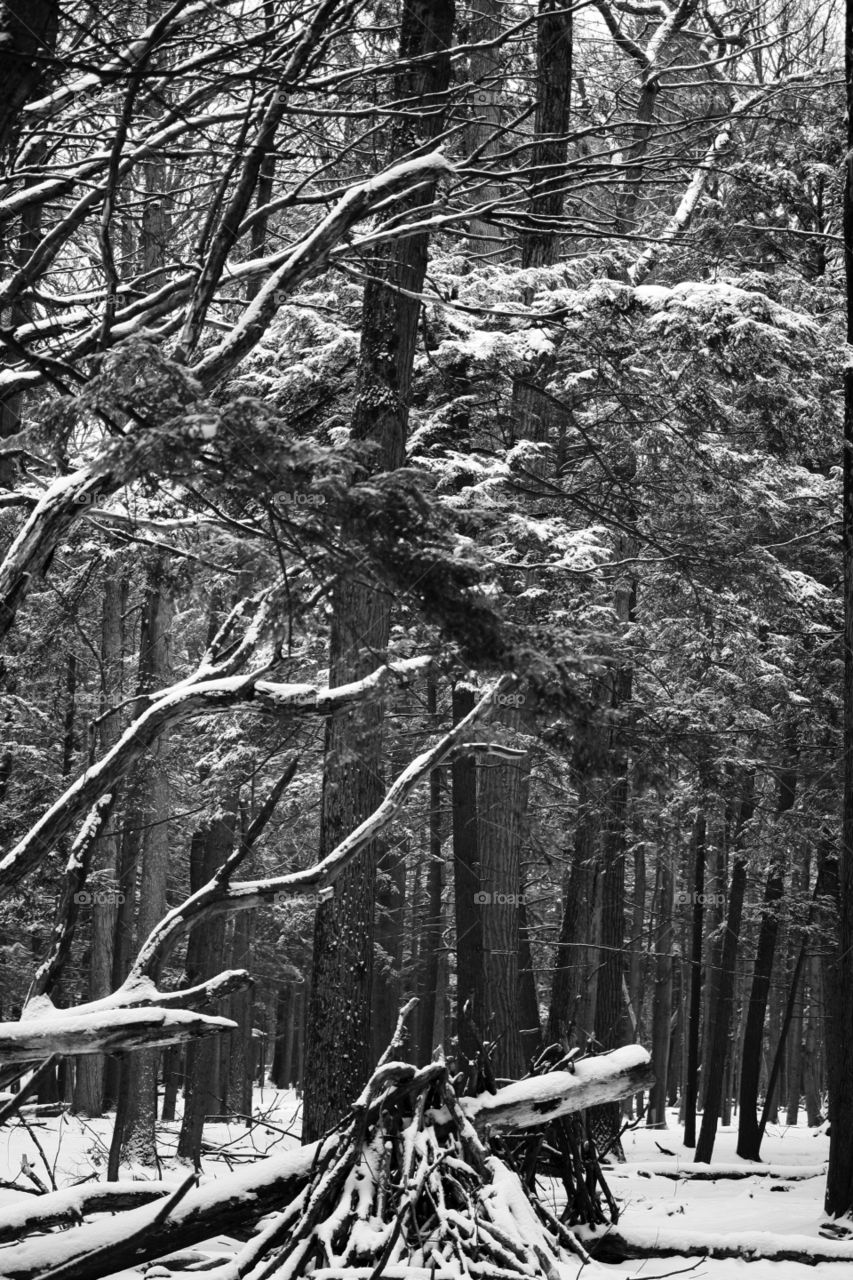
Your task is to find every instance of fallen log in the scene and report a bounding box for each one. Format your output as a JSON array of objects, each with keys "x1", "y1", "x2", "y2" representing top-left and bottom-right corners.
[
  {"x1": 0, "y1": 1143, "x2": 318, "y2": 1280},
  {"x1": 461, "y1": 1045, "x2": 654, "y2": 1133},
  {"x1": 618, "y1": 1161, "x2": 827, "y2": 1182},
  {"x1": 0, "y1": 1045, "x2": 649, "y2": 1280},
  {"x1": 579, "y1": 1224, "x2": 853, "y2": 1265},
  {"x1": 0, "y1": 1182, "x2": 180, "y2": 1244}
]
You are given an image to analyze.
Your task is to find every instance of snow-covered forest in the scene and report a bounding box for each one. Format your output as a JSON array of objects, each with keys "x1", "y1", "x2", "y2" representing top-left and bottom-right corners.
[{"x1": 0, "y1": 0, "x2": 851, "y2": 1274}]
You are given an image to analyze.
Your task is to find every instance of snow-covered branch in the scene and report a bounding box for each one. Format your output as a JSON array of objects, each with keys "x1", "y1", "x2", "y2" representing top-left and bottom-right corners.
[
  {"x1": 627, "y1": 74, "x2": 814, "y2": 286},
  {"x1": 0, "y1": 1007, "x2": 235, "y2": 1066},
  {"x1": 0, "y1": 655, "x2": 432, "y2": 891},
  {"x1": 127, "y1": 676, "x2": 521, "y2": 979},
  {"x1": 193, "y1": 149, "x2": 455, "y2": 388},
  {"x1": 460, "y1": 1045, "x2": 654, "y2": 1132}
]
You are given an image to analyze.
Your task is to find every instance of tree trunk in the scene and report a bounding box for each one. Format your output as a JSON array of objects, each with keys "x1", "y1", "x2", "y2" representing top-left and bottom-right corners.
[
  {"x1": 683, "y1": 811, "x2": 706, "y2": 1148},
  {"x1": 226, "y1": 908, "x2": 255, "y2": 1116},
  {"x1": 74, "y1": 568, "x2": 124, "y2": 1117},
  {"x1": 547, "y1": 780, "x2": 597, "y2": 1046},
  {"x1": 695, "y1": 776, "x2": 755, "y2": 1163},
  {"x1": 647, "y1": 853, "x2": 673, "y2": 1127},
  {"x1": 737, "y1": 748, "x2": 797, "y2": 1158},
  {"x1": 478, "y1": 733, "x2": 525, "y2": 1079},
  {"x1": 805, "y1": 950, "x2": 824, "y2": 1127},
  {"x1": 452, "y1": 683, "x2": 486, "y2": 1059},
  {"x1": 271, "y1": 984, "x2": 291, "y2": 1088},
  {"x1": 517, "y1": 888, "x2": 541, "y2": 1064},
  {"x1": 826, "y1": 0, "x2": 853, "y2": 1215},
  {"x1": 465, "y1": 0, "x2": 503, "y2": 257},
  {"x1": 418, "y1": 676, "x2": 444, "y2": 1064},
  {"x1": 177, "y1": 801, "x2": 238, "y2": 1163},
  {"x1": 109, "y1": 554, "x2": 173, "y2": 1172},
  {"x1": 521, "y1": 0, "x2": 573, "y2": 270},
  {"x1": 301, "y1": 0, "x2": 454, "y2": 1141},
  {"x1": 0, "y1": 1, "x2": 59, "y2": 160}
]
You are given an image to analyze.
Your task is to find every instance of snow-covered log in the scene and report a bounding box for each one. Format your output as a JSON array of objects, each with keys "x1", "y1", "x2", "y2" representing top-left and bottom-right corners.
[
  {"x1": 0, "y1": 1142, "x2": 319, "y2": 1280},
  {"x1": 579, "y1": 1223, "x2": 853, "y2": 1266},
  {"x1": 0, "y1": 1007, "x2": 235, "y2": 1065},
  {"x1": 0, "y1": 1181, "x2": 180, "y2": 1245},
  {"x1": 624, "y1": 1161, "x2": 828, "y2": 1181},
  {"x1": 461, "y1": 1045, "x2": 654, "y2": 1133}
]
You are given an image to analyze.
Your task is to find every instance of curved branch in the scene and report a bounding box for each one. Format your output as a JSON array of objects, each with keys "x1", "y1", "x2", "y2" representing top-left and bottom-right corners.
[
  {"x1": 128, "y1": 677, "x2": 520, "y2": 979},
  {"x1": 0, "y1": 656, "x2": 431, "y2": 891}
]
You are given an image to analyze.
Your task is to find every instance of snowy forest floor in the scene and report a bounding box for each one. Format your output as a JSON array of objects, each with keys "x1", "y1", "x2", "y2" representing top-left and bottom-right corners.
[{"x1": 0, "y1": 1087, "x2": 845, "y2": 1279}]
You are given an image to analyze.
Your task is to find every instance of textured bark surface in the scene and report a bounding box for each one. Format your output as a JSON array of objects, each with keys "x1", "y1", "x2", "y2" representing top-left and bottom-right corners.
[
  {"x1": 683, "y1": 811, "x2": 706, "y2": 1148},
  {"x1": 74, "y1": 570, "x2": 124, "y2": 1117},
  {"x1": 0, "y1": 2, "x2": 59, "y2": 160},
  {"x1": 695, "y1": 777, "x2": 755, "y2": 1163},
  {"x1": 301, "y1": 0, "x2": 455, "y2": 1140},
  {"x1": 737, "y1": 748, "x2": 797, "y2": 1158},
  {"x1": 647, "y1": 854, "x2": 673, "y2": 1127},
  {"x1": 478, "y1": 721, "x2": 525, "y2": 1079},
  {"x1": 178, "y1": 804, "x2": 237, "y2": 1162},
  {"x1": 452, "y1": 683, "x2": 486, "y2": 1060},
  {"x1": 418, "y1": 676, "x2": 444, "y2": 1064},
  {"x1": 113, "y1": 555, "x2": 173, "y2": 1170},
  {"x1": 547, "y1": 781, "x2": 597, "y2": 1046},
  {"x1": 826, "y1": 0, "x2": 853, "y2": 1216},
  {"x1": 521, "y1": 0, "x2": 573, "y2": 270}
]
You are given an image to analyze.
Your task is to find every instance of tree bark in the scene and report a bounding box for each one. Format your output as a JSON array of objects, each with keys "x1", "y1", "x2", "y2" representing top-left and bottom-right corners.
[
  {"x1": 695, "y1": 775, "x2": 755, "y2": 1163},
  {"x1": 301, "y1": 0, "x2": 454, "y2": 1141},
  {"x1": 737, "y1": 749, "x2": 797, "y2": 1157},
  {"x1": 521, "y1": 0, "x2": 573, "y2": 269},
  {"x1": 547, "y1": 779, "x2": 597, "y2": 1046},
  {"x1": 110, "y1": 554, "x2": 172, "y2": 1172},
  {"x1": 683, "y1": 810, "x2": 706, "y2": 1147},
  {"x1": 478, "y1": 734, "x2": 525, "y2": 1078},
  {"x1": 647, "y1": 852, "x2": 673, "y2": 1127},
  {"x1": 826, "y1": 0, "x2": 853, "y2": 1216},
  {"x1": 452, "y1": 683, "x2": 486, "y2": 1059},
  {"x1": 418, "y1": 674, "x2": 444, "y2": 1064},
  {"x1": 74, "y1": 569, "x2": 124, "y2": 1117},
  {"x1": 177, "y1": 801, "x2": 237, "y2": 1162}
]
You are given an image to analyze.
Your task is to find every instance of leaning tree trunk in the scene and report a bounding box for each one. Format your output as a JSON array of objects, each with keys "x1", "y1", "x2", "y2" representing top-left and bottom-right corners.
[
  {"x1": 695, "y1": 774, "x2": 755, "y2": 1163},
  {"x1": 826, "y1": 0, "x2": 853, "y2": 1217},
  {"x1": 301, "y1": 0, "x2": 454, "y2": 1141}
]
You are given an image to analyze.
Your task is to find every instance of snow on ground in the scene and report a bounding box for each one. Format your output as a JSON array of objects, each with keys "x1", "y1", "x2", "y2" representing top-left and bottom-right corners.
[
  {"x1": 0, "y1": 1092, "x2": 843, "y2": 1279},
  {"x1": 572, "y1": 1107, "x2": 841, "y2": 1280}
]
